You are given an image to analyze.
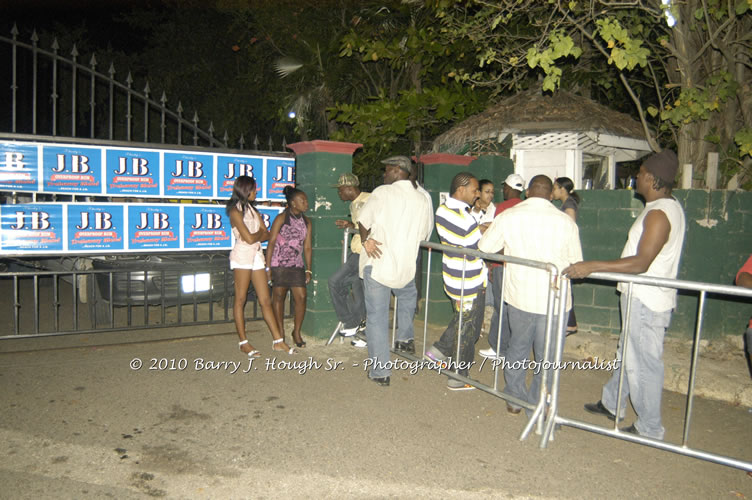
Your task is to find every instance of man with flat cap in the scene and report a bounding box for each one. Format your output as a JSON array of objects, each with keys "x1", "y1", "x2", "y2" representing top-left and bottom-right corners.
[
  {"x1": 565, "y1": 149, "x2": 686, "y2": 440},
  {"x1": 329, "y1": 173, "x2": 370, "y2": 338},
  {"x1": 358, "y1": 155, "x2": 433, "y2": 386}
]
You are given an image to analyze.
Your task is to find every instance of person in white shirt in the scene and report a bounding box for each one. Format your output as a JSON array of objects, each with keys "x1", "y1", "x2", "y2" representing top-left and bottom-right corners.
[
  {"x1": 479, "y1": 175, "x2": 583, "y2": 414},
  {"x1": 565, "y1": 149, "x2": 685, "y2": 440},
  {"x1": 470, "y1": 179, "x2": 496, "y2": 230},
  {"x1": 358, "y1": 156, "x2": 433, "y2": 386}
]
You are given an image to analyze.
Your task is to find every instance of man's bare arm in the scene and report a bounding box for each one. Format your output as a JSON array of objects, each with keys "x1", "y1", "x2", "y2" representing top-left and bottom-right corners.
[{"x1": 564, "y1": 210, "x2": 670, "y2": 279}]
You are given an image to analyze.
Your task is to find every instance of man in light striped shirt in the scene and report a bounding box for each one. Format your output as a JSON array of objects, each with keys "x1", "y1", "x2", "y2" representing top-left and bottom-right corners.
[{"x1": 425, "y1": 172, "x2": 488, "y2": 391}]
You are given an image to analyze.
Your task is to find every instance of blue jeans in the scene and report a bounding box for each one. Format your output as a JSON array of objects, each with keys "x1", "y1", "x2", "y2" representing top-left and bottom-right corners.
[
  {"x1": 433, "y1": 288, "x2": 485, "y2": 377},
  {"x1": 363, "y1": 266, "x2": 417, "y2": 379},
  {"x1": 327, "y1": 253, "x2": 365, "y2": 329},
  {"x1": 504, "y1": 304, "x2": 564, "y2": 410},
  {"x1": 601, "y1": 295, "x2": 671, "y2": 439},
  {"x1": 487, "y1": 265, "x2": 511, "y2": 357}
]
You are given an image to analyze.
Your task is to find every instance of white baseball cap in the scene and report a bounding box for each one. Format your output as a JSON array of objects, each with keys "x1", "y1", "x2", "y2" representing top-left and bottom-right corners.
[{"x1": 504, "y1": 173, "x2": 525, "y2": 191}]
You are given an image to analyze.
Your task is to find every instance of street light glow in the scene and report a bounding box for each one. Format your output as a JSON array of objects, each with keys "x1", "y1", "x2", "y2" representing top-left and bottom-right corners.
[{"x1": 662, "y1": 0, "x2": 676, "y2": 27}]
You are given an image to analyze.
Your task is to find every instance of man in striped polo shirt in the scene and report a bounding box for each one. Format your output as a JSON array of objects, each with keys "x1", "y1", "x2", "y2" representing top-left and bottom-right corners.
[{"x1": 425, "y1": 172, "x2": 487, "y2": 391}]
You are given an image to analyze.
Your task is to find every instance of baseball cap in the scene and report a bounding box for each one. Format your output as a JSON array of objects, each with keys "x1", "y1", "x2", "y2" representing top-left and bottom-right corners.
[
  {"x1": 381, "y1": 155, "x2": 413, "y2": 174},
  {"x1": 504, "y1": 173, "x2": 525, "y2": 191},
  {"x1": 332, "y1": 173, "x2": 359, "y2": 188}
]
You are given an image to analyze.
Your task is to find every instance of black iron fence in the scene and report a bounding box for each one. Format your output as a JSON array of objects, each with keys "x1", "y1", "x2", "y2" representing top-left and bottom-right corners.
[
  {"x1": 1, "y1": 23, "x2": 287, "y2": 152},
  {"x1": 0, "y1": 255, "x2": 263, "y2": 337}
]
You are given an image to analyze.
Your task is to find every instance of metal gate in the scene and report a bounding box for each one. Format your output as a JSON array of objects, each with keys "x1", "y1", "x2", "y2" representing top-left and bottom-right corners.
[{"x1": 0, "y1": 23, "x2": 290, "y2": 336}]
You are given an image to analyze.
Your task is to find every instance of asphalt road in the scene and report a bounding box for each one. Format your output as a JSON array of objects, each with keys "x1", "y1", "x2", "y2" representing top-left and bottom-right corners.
[{"x1": 1, "y1": 321, "x2": 751, "y2": 499}]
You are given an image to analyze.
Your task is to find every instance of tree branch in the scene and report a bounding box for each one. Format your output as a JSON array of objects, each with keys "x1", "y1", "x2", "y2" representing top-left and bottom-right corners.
[{"x1": 556, "y1": 1, "x2": 660, "y2": 151}]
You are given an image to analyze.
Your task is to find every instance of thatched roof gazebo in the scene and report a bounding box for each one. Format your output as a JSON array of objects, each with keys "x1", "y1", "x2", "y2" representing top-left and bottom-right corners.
[{"x1": 432, "y1": 89, "x2": 652, "y2": 189}]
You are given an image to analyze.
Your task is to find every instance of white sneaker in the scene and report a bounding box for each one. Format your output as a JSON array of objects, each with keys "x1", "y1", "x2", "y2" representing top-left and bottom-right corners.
[
  {"x1": 351, "y1": 338, "x2": 367, "y2": 348},
  {"x1": 340, "y1": 326, "x2": 358, "y2": 337},
  {"x1": 479, "y1": 347, "x2": 500, "y2": 360}
]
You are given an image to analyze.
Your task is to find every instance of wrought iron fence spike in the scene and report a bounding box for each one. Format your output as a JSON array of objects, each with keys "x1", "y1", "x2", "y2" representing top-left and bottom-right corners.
[
  {"x1": 31, "y1": 30, "x2": 38, "y2": 43},
  {"x1": 208, "y1": 121, "x2": 215, "y2": 135},
  {"x1": 282, "y1": 137, "x2": 287, "y2": 150},
  {"x1": 143, "y1": 81, "x2": 151, "y2": 94},
  {"x1": 126, "y1": 71, "x2": 133, "y2": 86},
  {"x1": 192, "y1": 111, "x2": 199, "y2": 124},
  {"x1": 89, "y1": 53, "x2": 97, "y2": 67},
  {"x1": 268, "y1": 136, "x2": 273, "y2": 151},
  {"x1": 177, "y1": 101, "x2": 183, "y2": 114},
  {"x1": 51, "y1": 37, "x2": 59, "y2": 51},
  {"x1": 71, "y1": 43, "x2": 78, "y2": 58},
  {"x1": 239, "y1": 134, "x2": 246, "y2": 149},
  {"x1": 253, "y1": 134, "x2": 259, "y2": 149},
  {"x1": 11, "y1": 23, "x2": 19, "y2": 36},
  {"x1": 160, "y1": 91, "x2": 167, "y2": 104},
  {"x1": 222, "y1": 131, "x2": 229, "y2": 145},
  {"x1": 108, "y1": 62, "x2": 115, "y2": 76}
]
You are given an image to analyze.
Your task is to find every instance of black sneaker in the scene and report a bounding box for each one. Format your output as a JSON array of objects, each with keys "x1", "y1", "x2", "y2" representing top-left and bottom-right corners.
[
  {"x1": 394, "y1": 339, "x2": 415, "y2": 354},
  {"x1": 583, "y1": 400, "x2": 618, "y2": 422},
  {"x1": 370, "y1": 376, "x2": 390, "y2": 386},
  {"x1": 357, "y1": 319, "x2": 367, "y2": 332}
]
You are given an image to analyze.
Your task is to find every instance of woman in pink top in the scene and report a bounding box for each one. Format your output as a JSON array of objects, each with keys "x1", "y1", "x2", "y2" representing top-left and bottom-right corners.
[
  {"x1": 227, "y1": 176, "x2": 294, "y2": 358},
  {"x1": 266, "y1": 185, "x2": 312, "y2": 348}
]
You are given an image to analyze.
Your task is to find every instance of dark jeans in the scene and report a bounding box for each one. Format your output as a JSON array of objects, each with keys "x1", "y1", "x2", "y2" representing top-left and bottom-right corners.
[
  {"x1": 433, "y1": 288, "x2": 486, "y2": 377},
  {"x1": 488, "y1": 265, "x2": 511, "y2": 357},
  {"x1": 327, "y1": 253, "x2": 365, "y2": 329}
]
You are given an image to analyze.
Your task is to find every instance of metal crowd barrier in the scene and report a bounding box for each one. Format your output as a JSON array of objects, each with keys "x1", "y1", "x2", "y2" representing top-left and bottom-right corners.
[
  {"x1": 330, "y1": 229, "x2": 568, "y2": 440},
  {"x1": 331, "y1": 230, "x2": 752, "y2": 471},
  {"x1": 545, "y1": 272, "x2": 752, "y2": 472},
  {"x1": 411, "y1": 241, "x2": 568, "y2": 441},
  {"x1": 326, "y1": 227, "x2": 353, "y2": 345}
]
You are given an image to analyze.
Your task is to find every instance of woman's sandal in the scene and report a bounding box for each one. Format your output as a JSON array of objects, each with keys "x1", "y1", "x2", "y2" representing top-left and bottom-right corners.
[
  {"x1": 272, "y1": 337, "x2": 296, "y2": 355},
  {"x1": 292, "y1": 333, "x2": 306, "y2": 348},
  {"x1": 239, "y1": 339, "x2": 261, "y2": 359}
]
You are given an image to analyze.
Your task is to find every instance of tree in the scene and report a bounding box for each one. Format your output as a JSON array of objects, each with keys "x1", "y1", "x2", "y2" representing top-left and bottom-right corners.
[
  {"x1": 431, "y1": 0, "x2": 752, "y2": 188},
  {"x1": 329, "y1": 2, "x2": 490, "y2": 177}
]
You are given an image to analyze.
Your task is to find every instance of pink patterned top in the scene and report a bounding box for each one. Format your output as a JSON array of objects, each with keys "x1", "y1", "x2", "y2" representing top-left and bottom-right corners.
[{"x1": 270, "y1": 212, "x2": 307, "y2": 268}]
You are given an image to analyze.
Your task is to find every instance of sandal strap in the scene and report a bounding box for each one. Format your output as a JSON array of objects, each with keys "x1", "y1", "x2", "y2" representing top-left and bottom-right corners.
[
  {"x1": 272, "y1": 338, "x2": 284, "y2": 344},
  {"x1": 239, "y1": 340, "x2": 249, "y2": 346}
]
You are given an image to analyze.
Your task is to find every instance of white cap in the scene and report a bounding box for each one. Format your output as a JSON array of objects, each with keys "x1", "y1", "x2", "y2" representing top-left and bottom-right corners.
[{"x1": 504, "y1": 173, "x2": 525, "y2": 191}]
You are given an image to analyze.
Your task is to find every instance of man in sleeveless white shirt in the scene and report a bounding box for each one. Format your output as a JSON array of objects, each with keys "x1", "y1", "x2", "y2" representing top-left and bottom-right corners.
[{"x1": 565, "y1": 149, "x2": 686, "y2": 440}]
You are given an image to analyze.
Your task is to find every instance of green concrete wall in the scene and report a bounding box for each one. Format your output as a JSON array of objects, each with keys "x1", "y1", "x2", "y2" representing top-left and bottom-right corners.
[
  {"x1": 300, "y1": 146, "x2": 749, "y2": 342},
  {"x1": 295, "y1": 151, "x2": 355, "y2": 338},
  {"x1": 572, "y1": 189, "x2": 752, "y2": 339}
]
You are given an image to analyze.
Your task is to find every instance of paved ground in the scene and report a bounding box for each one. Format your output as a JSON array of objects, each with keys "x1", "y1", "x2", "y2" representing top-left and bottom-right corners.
[{"x1": 1, "y1": 318, "x2": 751, "y2": 499}]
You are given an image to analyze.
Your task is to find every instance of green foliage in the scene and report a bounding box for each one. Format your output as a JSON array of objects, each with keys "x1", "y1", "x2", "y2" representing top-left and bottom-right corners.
[
  {"x1": 735, "y1": 128, "x2": 752, "y2": 159},
  {"x1": 595, "y1": 19, "x2": 650, "y2": 71},
  {"x1": 660, "y1": 72, "x2": 738, "y2": 126},
  {"x1": 527, "y1": 30, "x2": 582, "y2": 91},
  {"x1": 329, "y1": 84, "x2": 486, "y2": 176}
]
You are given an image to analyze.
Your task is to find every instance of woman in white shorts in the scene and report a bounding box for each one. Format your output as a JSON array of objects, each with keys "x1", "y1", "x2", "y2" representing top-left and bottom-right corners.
[{"x1": 227, "y1": 175, "x2": 295, "y2": 357}]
